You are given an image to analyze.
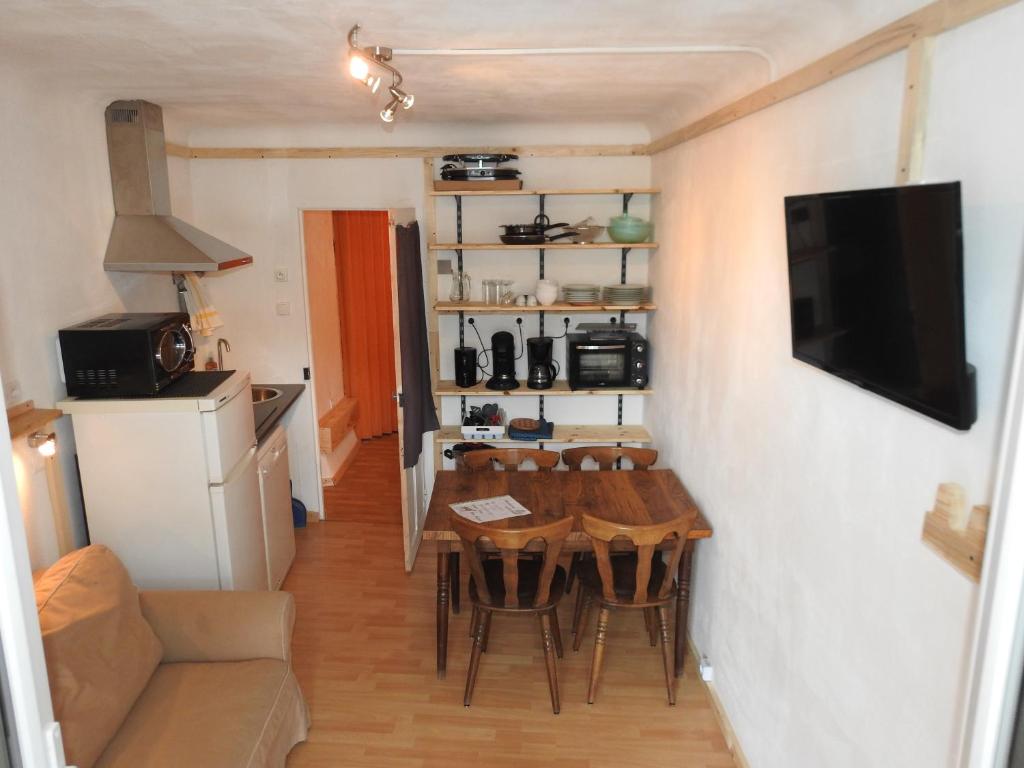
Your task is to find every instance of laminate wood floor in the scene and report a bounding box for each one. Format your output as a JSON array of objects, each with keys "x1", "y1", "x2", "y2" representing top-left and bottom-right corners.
[
  {"x1": 283, "y1": 518, "x2": 736, "y2": 768},
  {"x1": 324, "y1": 434, "x2": 401, "y2": 523}
]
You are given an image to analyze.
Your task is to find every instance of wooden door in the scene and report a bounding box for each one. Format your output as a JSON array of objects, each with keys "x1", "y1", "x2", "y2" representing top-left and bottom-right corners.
[{"x1": 388, "y1": 208, "x2": 426, "y2": 571}]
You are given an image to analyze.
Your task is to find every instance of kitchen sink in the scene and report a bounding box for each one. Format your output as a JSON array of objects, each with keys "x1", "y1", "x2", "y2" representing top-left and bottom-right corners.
[{"x1": 251, "y1": 386, "x2": 282, "y2": 403}]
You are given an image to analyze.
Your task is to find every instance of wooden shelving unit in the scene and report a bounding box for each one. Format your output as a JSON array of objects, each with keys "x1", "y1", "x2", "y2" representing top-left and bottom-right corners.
[
  {"x1": 436, "y1": 424, "x2": 652, "y2": 445},
  {"x1": 435, "y1": 380, "x2": 653, "y2": 397},
  {"x1": 423, "y1": 160, "x2": 658, "y2": 469},
  {"x1": 429, "y1": 242, "x2": 657, "y2": 251},
  {"x1": 430, "y1": 187, "x2": 660, "y2": 197},
  {"x1": 434, "y1": 301, "x2": 656, "y2": 314}
]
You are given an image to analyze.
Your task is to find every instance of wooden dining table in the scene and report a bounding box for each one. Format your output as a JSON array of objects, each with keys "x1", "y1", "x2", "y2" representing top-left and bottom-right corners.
[{"x1": 423, "y1": 469, "x2": 713, "y2": 680}]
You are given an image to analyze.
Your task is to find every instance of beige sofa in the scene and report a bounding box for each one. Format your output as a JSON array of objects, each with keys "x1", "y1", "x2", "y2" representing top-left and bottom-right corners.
[{"x1": 34, "y1": 545, "x2": 309, "y2": 768}]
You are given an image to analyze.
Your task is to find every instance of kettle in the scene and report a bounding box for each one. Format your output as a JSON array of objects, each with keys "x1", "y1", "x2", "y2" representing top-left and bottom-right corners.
[{"x1": 527, "y1": 360, "x2": 559, "y2": 390}]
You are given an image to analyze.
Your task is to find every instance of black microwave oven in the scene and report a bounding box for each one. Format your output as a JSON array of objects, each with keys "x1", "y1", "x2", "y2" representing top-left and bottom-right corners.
[
  {"x1": 567, "y1": 331, "x2": 649, "y2": 390},
  {"x1": 58, "y1": 313, "x2": 195, "y2": 398}
]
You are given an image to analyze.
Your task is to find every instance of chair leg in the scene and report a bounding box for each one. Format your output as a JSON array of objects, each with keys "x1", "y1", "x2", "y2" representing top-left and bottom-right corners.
[
  {"x1": 450, "y1": 553, "x2": 461, "y2": 615},
  {"x1": 644, "y1": 607, "x2": 657, "y2": 647},
  {"x1": 549, "y1": 607, "x2": 563, "y2": 658},
  {"x1": 573, "y1": 589, "x2": 594, "y2": 652},
  {"x1": 469, "y1": 606, "x2": 479, "y2": 638},
  {"x1": 656, "y1": 606, "x2": 675, "y2": 705},
  {"x1": 482, "y1": 610, "x2": 492, "y2": 652},
  {"x1": 464, "y1": 610, "x2": 489, "y2": 707},
  {"x1": 566, "y1": 552, "x2": 581, "y2": 594},
  {"x1": 587, "y1": 606, "x2": 611, "y2": 704},
  {"x1": 539, "y1": 612, "x2": 561, "y2": 714},
  {"x1": 571, "y1": 582, "x2": 585, "y2": 635}
]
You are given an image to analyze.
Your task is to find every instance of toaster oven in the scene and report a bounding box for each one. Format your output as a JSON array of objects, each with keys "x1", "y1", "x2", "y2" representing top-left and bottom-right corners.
[
  {"x1": 58, "y1": 312, "x2": 195, "y2": 397},
  {"x1": 567, "y1": 331, "x2": 649, "y2": 390}
]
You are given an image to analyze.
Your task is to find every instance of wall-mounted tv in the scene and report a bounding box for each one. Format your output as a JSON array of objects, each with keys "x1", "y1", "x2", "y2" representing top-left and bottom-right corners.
[{"x1": 784, "y1": 182, "x2": 976, "y2": 430}]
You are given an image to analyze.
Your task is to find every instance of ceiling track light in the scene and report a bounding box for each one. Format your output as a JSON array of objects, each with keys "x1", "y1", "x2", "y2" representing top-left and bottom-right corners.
[{"x1": 347, "y1": 25, "x2": 415, "y2": 123}]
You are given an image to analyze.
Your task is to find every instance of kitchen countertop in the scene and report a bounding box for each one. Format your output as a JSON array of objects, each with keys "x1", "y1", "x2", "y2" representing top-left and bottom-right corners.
[{"x1": 253, "y1": 383, "x2": 305, "y2": 446}]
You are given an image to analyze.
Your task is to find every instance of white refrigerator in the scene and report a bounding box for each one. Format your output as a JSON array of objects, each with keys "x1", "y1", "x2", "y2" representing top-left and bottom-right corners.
[{"x1": 60, "y1": 371, "x2": 268, "y2": 590}]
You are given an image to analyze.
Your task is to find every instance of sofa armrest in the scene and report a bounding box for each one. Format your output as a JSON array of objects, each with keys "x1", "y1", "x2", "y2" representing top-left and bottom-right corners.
[{"x1": 139, "y1": 590, "x2": 295, "y2": 663}]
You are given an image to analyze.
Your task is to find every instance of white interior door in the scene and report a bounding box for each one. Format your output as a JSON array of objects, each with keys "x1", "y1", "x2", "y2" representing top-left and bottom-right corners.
[{"x1": 389, "y1": 207, "x2": 427, "y2": 572}]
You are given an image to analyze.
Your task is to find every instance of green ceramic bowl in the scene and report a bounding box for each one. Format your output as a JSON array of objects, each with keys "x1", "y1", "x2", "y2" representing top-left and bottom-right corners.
[{"x1": 608, "y1": 214, "x2": 653, "y2": 243}]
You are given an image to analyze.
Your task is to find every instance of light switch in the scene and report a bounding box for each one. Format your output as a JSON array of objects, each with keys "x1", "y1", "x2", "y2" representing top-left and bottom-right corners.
[
  {"x1": 274, "y1": 267, "x2": 289, "y2": 282},
  {"x1": 276, "y1": 300, "x2": 291, "y2": 316}
]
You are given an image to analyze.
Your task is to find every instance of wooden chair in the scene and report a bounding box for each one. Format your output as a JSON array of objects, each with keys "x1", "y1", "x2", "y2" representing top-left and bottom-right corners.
[
  {"x1": 463, "y1": 448, "x2": 561, "y2": 472},
  {"x1": 575, "y1": 512, "x2": 695, "y2": 705},
  {"x1": 449, "y1": 513, "x2": 574, "y2": 714},
  {"x1": 561, "y1": 446, "x2": 659, "y2": 471},
  {"x1": 561, "y1": 447, "x2": 659, "y2": 597},
  {"x1": 451, "y1": 448, "x2": 560, "y2": 613}
]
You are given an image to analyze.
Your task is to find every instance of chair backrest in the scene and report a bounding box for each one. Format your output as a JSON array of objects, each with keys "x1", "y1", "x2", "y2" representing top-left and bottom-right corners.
[
  {"x1": 463, "y1": 448, "x2": 560, "y2": 472},
  {"x1": 449, "y1": 513, "x2": 574, "y2": 608},
  {"x1": 562, "y1": 447, "x2": 658, "y2": 471},
  {"x1": 581, "y1": 512, "x2": 694, "y2": 604}
]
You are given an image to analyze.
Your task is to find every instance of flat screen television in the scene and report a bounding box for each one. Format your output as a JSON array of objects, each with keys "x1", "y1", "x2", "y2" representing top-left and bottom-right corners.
[{"x1": 784, "y1": 181, "x2": 976, "y2": 430}]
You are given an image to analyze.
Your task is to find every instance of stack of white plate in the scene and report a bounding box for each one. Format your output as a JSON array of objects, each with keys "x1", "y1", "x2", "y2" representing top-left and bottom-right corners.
[
  {"x1": 563, "y1": 283, "x2": 601, "y2": 305},
  {"x1": 603, "y1": 284, "x2": 647, "y2": 305}
]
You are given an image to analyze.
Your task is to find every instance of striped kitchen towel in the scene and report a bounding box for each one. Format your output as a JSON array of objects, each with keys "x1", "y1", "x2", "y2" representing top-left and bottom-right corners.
[{"x1": 182, "y1": 273, "x2": 224, "y2": 336}]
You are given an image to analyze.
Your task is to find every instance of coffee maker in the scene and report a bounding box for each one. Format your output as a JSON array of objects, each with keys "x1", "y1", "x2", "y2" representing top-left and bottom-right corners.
[
  {"x1": 486, "y1": 331, "x2": 519, "y2": 390},
  {"x1": 527, "y1": 336, "x2": 559, "y2": 390}
]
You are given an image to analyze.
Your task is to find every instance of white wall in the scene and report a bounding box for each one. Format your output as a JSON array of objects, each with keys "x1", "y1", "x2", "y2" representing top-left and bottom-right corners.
[
  {"x1": 182, "y1": 122, "x2": 651, "y2": 510},
  {"x1": 647, "y1": 7, "x2": 1024, "y2": 767},
  {"x1": 0, "y1": 66, "x2": 183, "y2": 569}
]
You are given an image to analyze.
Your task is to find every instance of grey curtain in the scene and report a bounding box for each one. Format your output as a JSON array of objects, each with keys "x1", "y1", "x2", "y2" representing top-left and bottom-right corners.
[{"x1": 396, "y1": 222, "x2": 439, "y2": 468}]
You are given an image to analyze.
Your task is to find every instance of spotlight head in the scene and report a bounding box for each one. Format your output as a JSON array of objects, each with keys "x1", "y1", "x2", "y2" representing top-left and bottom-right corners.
[
  {"x1": 364, "y1": 74, "x2": 381, "y2": 93},
  {"x1": 380, "y1": 99, "x2": 399, "y2": 123},
  {"x1": 348, "y1": 54, "x2": 369, "y2": 80},
  {"x1": 388, "y1": 86, "x2": 415, "y2": 110}
]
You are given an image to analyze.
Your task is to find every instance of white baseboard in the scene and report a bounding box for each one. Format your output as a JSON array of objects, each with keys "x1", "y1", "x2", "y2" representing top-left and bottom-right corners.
[{"x1": 688, "y1": 638, "x2": 751, "y2": 768}]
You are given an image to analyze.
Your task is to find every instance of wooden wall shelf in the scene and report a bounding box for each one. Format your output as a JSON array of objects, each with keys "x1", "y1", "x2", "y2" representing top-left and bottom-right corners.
[
  {"x1": 6, "y1": 401, "x2": 63, "y2": 440},
  {"x1": 435, "y1": 301, "x2": 656, "y2": 314},
  {"x1": 430, "y1": 187, "x2": 660, "y2": 197},
  {"x1": 436, "y1": 424, "x2": 652, "y2": 445},
  {"x1": 429, "y1": 242, "x2": 657, "y2": 251},
  {"x1": 435, "y1": 380, "x2": 652, "y2": 397}
]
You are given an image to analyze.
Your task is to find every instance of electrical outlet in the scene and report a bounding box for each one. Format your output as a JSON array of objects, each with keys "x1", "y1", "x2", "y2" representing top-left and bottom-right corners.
[
  {"x1": 276, "y1": 300, "x2": 291, "y2": 316},
  {"x1": 699, "y1": 655, "x2": 714, "y2": 683},
  {"x1": 274, "y1": 267, "x2": 289, "y2": 282}
]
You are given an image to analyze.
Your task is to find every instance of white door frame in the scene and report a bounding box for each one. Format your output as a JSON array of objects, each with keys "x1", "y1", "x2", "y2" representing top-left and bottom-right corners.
[
  {"x1": 297, "y1": 206, "x2": 427, "y2": 570},
  {"x1": 961, "y1": 285, "x2": 1024, "y2": 765},
  {"x1": 0, "y1": 372, "x2": 65, "y2": 767}
]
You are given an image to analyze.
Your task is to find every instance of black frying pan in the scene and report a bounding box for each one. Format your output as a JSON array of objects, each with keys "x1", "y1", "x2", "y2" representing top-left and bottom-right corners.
[
  {"x1": 500, "y1": 213, "x2": 568, "y2": 237},
  {"x1": 499, "y1": 231, "x2": 577, "y2": 245}
]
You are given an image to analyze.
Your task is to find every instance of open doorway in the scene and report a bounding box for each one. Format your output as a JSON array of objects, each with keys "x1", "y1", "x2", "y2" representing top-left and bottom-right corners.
[{"x1": 302, "y1": 210, "x2": 400, "y2": 524}]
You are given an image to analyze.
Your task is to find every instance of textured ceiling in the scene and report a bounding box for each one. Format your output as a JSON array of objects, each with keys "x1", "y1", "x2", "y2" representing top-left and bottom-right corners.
[{"x1": 0, "y1": 0, "x2": 926, "y2": 136}]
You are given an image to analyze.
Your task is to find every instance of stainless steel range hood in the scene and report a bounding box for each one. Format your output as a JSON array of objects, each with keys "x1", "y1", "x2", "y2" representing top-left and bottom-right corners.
[{"x1": 103, "y1": 100, "x2": 253, "y2": 272}]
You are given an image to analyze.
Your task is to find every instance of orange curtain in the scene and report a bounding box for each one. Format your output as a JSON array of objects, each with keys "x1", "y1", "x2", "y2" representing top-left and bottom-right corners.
[{"x1": 333, "y1": 211, "x2": 398, "y2": 439}]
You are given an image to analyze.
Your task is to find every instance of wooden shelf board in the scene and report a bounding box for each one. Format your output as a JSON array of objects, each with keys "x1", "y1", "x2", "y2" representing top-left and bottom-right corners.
[
  {"x1": 6, "y1": 401, "x2": 63, "y2": 440},
  {"x1": 436, "y1": 424, "x2": 651, "y2": 444},
  {"x1": 429, "y1": 242, "x2": 657, "y2": 251},
  {"x1": 435, "y1": 380, "x2": 651, "y2": 397},
  {"x1": 318, "y1": 398, "x2": 358, "y2": 454},
  {"x1": 434, "y1": 301, "x2": 656, "y2": 314},
  {"x1": 430, "y1": 187, "x2": 660, "y2": 197}
]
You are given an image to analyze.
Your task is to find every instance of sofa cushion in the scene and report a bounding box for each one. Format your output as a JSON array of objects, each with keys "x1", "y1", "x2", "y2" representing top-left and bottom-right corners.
[
  {"x1": 35, "y1": 545, "x2": 163, "y2": 768},
  {"x1": 96, "y1": 659, "x2": 308, "y2": 768}
]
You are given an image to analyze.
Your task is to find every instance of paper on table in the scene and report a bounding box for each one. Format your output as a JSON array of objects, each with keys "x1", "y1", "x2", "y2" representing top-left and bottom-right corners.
[{"x1": 450, "y1": 495, "x2": 532, "y2": 523}]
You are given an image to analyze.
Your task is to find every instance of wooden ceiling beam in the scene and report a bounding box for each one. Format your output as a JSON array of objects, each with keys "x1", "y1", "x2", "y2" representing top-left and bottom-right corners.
[{"x1": 644, "y1": 0, "x2": 1020, "y2": 155}]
